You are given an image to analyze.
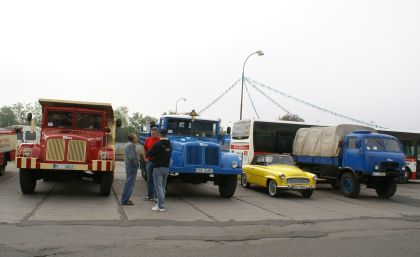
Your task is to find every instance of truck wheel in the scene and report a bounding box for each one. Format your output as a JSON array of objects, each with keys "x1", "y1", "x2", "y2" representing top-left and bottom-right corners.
[
  {"x1": 218, "y1": 175, "x2": 238, "y2": 198},
  {"x1": 100, "y1": 173, "x2": 113, "y2": 196},
  {"x1": 267, "y1": 180, "x2": 281, "y2": 197},
  {"x1": 301, "y1": 189, "x2": 313, "y2": 198},
  {"x1": 0, "y1": 164, "x2": 5, "y2": 176},
  {"x1": 375, "y1": 180, "x2": 397, "y2": 198},
  {"x1": 19, "y1": 169, "x2": 36, "y2": 194},
  {"x1": 340, "y1": 172, "x2": 360, "y2": 198},
  {"x1": 241, "y1": 173, "x2": 250, "y2": 188}
]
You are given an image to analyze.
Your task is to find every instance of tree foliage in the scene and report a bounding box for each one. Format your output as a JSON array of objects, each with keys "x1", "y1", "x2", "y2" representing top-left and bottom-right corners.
[{"x1": 279, "y1": 114, "x2": 305, "y2": 122}]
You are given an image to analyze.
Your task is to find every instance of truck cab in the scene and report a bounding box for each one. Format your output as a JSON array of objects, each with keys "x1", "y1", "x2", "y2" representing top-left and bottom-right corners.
[
  {"x1": 16, "y1": 99, "x2": 120, "y2": 196},
  {"x1": 140, "y1": 114, "x2": 242, "y2": 198}
]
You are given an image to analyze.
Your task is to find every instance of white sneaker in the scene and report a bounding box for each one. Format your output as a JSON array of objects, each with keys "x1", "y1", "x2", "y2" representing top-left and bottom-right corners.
[
  {"x1": 152, "y1": 205, "x2": 159, "y2": 211},
  {"x1": 158, "y1": 208, "x2": 166, "y2": 212}
]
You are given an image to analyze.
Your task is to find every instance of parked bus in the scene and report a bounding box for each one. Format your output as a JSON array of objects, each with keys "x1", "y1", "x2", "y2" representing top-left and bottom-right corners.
[
  {"x1": 377, "y1": 128, "x2": 420, "y2": 181},
  {"x1": 230, "y1": 119, "x2": 317, "y2": 165}
]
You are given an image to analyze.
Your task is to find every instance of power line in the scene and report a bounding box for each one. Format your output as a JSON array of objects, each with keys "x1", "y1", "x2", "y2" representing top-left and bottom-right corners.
[
  {"x1": 198, "y1": 78, "x2": 241, "y2": 114},
  {"x1": 246, "y1": 77, "x2": 386, "y2": 128},
  {"x1": 244, "y1": 81, "x2": 260, "y2": 119},
  {"x1": 246, "y1": 78, "x2": 293, "y2": 116}
]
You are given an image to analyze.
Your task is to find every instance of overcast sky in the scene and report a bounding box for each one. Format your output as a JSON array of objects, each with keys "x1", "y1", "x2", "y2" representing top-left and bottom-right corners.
[{"x1": 1, "y1": 0, "x2": 419, "y2": 131}]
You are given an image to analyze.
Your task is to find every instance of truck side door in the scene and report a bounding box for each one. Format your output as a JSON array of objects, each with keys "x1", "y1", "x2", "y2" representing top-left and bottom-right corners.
[{"x1": 342, "y1": 137, "x2": 365, "y2": 172}]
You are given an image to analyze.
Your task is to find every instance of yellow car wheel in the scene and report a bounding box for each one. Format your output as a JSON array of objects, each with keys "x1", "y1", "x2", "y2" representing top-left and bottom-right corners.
[
  {"x1": 301, "y1": 189, "x2": 313, "y2": 198},
  {"x1": 241, "y1": 173, "x2": 250, "y2": 188},
  {"x1": 267, "y1": 180, "x2": 280, "y2": 197}
]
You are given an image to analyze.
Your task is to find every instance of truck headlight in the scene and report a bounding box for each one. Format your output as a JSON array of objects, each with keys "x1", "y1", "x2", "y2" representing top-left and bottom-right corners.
[
  {"x1": 23, "y1": 148, "x2": 32, "y2": 157},
  {"x1": 99, "y1": 150, "x2": 109, "y2": 160},
  {"x1": 374, "y1": 164, "x2": 379, "y2": 171},
  {"x1": 279, "y1": 174, "x2": 286, "y2": 180},
  {"x1": 231, "y1": 161, "x2": 239, "y2": 168}
]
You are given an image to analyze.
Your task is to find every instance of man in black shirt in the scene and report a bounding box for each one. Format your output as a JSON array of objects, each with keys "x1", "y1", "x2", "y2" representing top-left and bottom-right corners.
[{"x1": 147, "y1": 128, "x2": 172, "y2": 212}]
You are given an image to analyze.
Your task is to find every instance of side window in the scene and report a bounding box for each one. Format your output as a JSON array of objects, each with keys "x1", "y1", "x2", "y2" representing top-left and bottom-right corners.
[{"x1": 348, "y1": 138, "x2": 359, "y2": 149}]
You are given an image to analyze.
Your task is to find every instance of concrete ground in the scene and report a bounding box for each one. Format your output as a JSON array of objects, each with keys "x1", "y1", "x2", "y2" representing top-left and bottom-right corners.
[{"x1": 1, "y1": 162, "x2": 420, "y2": 257}]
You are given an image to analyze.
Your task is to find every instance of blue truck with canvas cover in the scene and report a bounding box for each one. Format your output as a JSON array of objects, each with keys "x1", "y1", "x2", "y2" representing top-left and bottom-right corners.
[
  {"x1": 293, "y1": 124, "x2": 405, "y2": 198},
  {"x1": 139, "y1": 114, "x2": 242, "y2": 198}
]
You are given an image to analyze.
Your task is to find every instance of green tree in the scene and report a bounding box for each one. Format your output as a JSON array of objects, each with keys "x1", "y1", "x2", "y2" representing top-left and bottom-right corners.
[
  {"x1": 0, "y1": 106, "x2": 17, "y2": 127},
  {"x1": 279, "y1": 114, "x2": 305, "y2": 122}
]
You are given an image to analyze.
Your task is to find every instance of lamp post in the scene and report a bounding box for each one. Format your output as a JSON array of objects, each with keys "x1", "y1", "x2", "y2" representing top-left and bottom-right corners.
[
  {"x1": 175, "y1": 98, "x2": 187, "y2": 114},
  {"x1": 240, "y1": 50, "x2": 264, "y2": 120}
]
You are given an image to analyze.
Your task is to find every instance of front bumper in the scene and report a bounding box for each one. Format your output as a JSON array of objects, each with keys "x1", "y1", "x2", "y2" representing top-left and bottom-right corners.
[
  {"x1": 15, "y1": 157, "x2": 114, "y2": 172},
  {"x1": 170, "y1": 166, "x2": 242, "y2": 175},
  {"x1": 277, "y1": 184, "x2": 316, "y2": 190}
]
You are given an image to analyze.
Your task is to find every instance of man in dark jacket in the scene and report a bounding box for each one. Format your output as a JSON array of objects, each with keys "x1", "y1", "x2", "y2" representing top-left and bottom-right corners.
[{"x1": 147, "y1": 128, "x2": 171, "y2": 212}]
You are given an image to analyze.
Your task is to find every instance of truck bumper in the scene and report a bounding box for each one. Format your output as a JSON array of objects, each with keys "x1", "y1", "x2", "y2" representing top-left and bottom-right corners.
[
  {"x1": 170, "y1": 166, "x2": 242, "y2": 175},
  {"x1": 15, "y1": 157, "x2": 114, "y2": 172}
]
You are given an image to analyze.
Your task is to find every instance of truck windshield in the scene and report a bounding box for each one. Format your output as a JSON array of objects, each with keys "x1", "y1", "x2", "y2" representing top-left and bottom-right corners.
[
  {"x1": 76, "y1": 113, "x2": 103, "y2": 130},
  {"x1": 364, "y1": 137, "x2": 402, "y2": 152},
  {"x1": 46, "y1": 111, "x2": 73, "y2": 128},
  {"x1": 166, "y1": 118, "x2": 217, "y2": 138}
]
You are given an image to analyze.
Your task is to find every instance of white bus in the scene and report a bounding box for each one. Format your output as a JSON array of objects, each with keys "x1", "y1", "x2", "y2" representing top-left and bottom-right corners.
[{"x1": 230, "y1": 119, "x2": 318, "y2": 165}]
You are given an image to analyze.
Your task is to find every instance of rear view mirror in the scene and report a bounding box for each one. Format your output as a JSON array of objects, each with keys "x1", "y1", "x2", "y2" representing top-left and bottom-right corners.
[
  {"x1": 227, "y1": 127, "x2": 231, "y2": 135},
  {"x1": 116, "y1": 119, "x2": 122, "y2": 128},
  {"x1": 27, "y1": 113, "x2": 33, "y2": 123}
]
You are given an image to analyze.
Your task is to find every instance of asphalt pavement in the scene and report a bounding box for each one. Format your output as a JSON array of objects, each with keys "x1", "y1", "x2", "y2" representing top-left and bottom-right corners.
[{"x1": 1, "y1": 161, "x2": 420, "y2": 257}]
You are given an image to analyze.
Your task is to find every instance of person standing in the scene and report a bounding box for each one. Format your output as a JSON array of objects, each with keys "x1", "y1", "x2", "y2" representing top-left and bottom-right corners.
[
  {"x1": 121, "y1": 133, "x2": 139, "y2": 205},
  {"x1": 142, "y1": 127, "x2": 160, "y2": 201},
  {"x1": 147, "y1": 128, "x2": 171, "y2": 212}
]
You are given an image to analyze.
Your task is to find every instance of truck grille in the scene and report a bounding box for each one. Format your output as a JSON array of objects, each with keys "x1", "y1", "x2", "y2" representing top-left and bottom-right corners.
[
  {"x1": 186, "y1": 145, "x2": 202, "y2": 165},
  {"x1": 46, "y1": 139, "x2": 65, "y2": 161},
  {"x1": 381, "y1": 162, "x2": 399, "y2": 172},
  {"x1": 67, "y1": 140, "x2": 86, "y2": 162},
  {"x1": 205, "y1": 147, "x2": 218, "y2": 165},
  {"x1": 286, "y1": 178, "x2": 309, "y2": 185}
]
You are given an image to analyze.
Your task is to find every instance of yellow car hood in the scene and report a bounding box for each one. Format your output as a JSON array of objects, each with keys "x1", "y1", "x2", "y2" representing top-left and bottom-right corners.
[{"x1": 261, "y1": 164, "x2": 308, "y2": 177}]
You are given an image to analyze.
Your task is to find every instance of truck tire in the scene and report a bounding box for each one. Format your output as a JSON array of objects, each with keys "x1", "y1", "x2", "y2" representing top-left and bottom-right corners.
[
  {"x1": 240, "y1": 173, "x2": 250, "y2": 188},
  {"x1": 301, "y1": 189, "x2": 313, "y2": 198},
  {"x1": 99, "y1": 173, "x2": 113, "y2": 196},
  {"x1": 0, "y1": 164, "x2": 5, "y2": 176},
  {"x1": 340, "y1": 172, "x2": 360, "y2": 198},
  {"x1": 375, "y1": 180, "x2": 397, "y2": 198},
  {"x1": 218, "y1": 175, "x2": 238, "y2": 198},
  {"x1": 19, "y1": 169, "x2": 36, "y2": 194},
  {"x1": 267, "y1": 180, "x2": 281, "y2": 197}
]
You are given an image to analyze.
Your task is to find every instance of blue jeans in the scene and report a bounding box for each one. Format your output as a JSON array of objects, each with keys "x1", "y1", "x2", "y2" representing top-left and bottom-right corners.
[
  {"x1": 121, "y1": 164, "x2": 138, "y2": 204},
  {"x1": 153, "y1": 167, "x2": 169, "y2": 209},
  {"x1": 146, "y1": 162, "x2": 155, "y2": 198}
]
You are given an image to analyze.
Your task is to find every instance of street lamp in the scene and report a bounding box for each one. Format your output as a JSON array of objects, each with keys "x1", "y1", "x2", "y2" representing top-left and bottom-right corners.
[
  {"x1": 175, "y1": 98, "x2": 187, "y2": 114},
  {"x1": 240, "y1": 50, "x2": 264, "y2": 120}
]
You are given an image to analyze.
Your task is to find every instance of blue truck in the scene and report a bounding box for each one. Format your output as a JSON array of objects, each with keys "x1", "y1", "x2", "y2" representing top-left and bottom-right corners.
[
  {"x1": 139, "y1": 114, "x2": 242, "y2": 198},
  {"x1": 293, "y1": 125, "x2": 405, "y2": 198}
]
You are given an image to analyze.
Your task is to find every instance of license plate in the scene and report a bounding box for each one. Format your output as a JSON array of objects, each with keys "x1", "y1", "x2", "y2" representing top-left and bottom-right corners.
[
  {"x1": 373, "y1": 172, "x2": 386, "y2": 176},
  {"x1": 53, "y1": 164, "x2": 75, "y2": 170},
  {"x1": 292, "y1": 185, "x2": 307, "y2": 190},
  {"x1": 196, "y1": 168, "x2": 213, "y2": 174}
]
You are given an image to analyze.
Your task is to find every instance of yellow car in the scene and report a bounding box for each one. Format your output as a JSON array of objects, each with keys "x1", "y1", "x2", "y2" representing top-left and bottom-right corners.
[{"x1": 241, "y1": 154, "x2": 317, "y2": 198}]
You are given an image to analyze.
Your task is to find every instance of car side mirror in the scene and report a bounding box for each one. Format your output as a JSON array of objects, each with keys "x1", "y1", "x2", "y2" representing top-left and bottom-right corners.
[
  {"x1": 27, "y1": 113, "x2": 33, "y2": 123},
  {"x1": 116, "y1": 119, "x2": 122, "y2": 128},
  {"x1": 226, "y1": 126, "x2": 231, "y2": 135}
]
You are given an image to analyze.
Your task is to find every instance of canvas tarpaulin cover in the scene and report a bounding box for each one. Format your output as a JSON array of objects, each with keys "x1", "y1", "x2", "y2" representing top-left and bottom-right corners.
[{"x1": 293, "y1": 124, "x2": 375, "y2": 157}]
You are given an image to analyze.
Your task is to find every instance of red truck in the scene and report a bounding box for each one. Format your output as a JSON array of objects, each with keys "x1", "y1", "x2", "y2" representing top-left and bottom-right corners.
[
  {"x1": 15, "y1": 99, "x2": 121, "y2": 196},
  {"x1": 0, "y1": 128, "x2": 19, "y2": 176}
]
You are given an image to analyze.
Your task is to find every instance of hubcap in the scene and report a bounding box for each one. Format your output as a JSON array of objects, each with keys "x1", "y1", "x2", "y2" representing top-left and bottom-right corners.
[
  {"x1": 343, "y1": 177, "x2": 352, "y2": 193},
  {"x1": 241, "y1": 174, "x2": 248, "y2": 186},
  {"x1": 269, "y1": 181, "x2": 277, "y2": 195}
]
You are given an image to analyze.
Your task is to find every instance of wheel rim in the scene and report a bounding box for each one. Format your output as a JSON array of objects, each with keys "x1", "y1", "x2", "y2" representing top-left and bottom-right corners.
[
  {"x1": 343, "y1": 177, "x2": 353, "y2": 193},
  {"x1": 268, "y1": 180, "x2": 277, "y2": 195},
  {"x1": 241, "y1": 174, "x2": 248, "y2": 186}
]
